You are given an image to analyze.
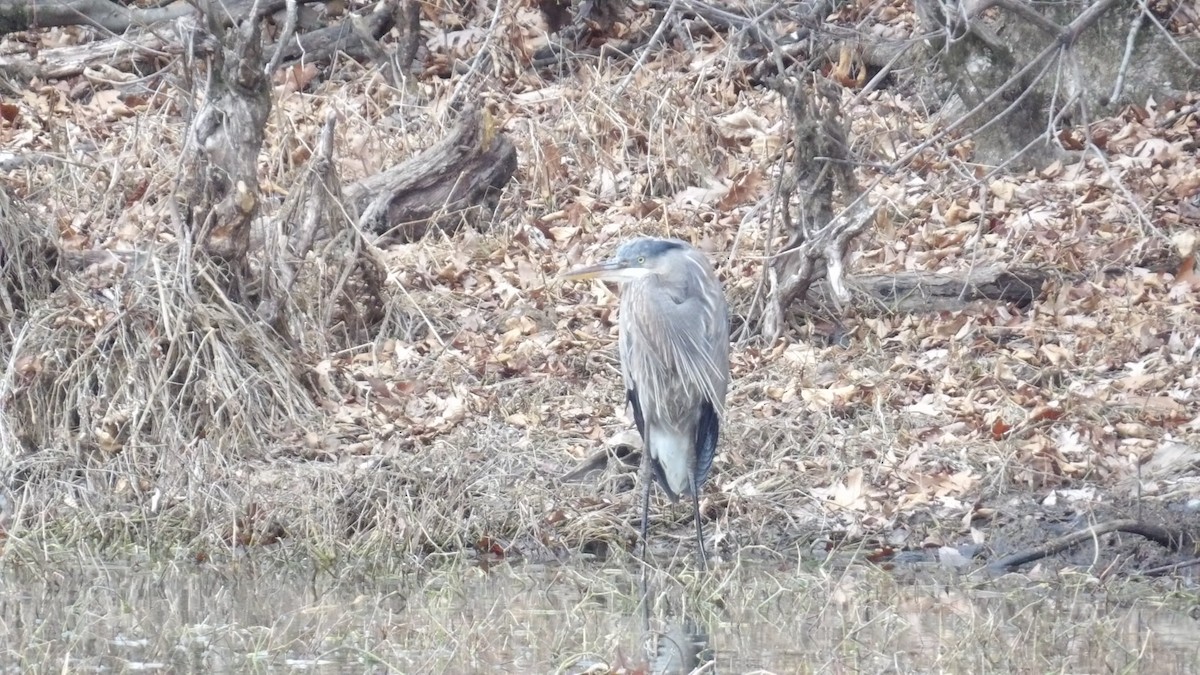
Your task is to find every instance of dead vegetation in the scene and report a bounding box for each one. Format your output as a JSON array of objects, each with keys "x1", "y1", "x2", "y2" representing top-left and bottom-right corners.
[{"x1": 0, "y1": 0, "x2": 1198, "y2": 575}]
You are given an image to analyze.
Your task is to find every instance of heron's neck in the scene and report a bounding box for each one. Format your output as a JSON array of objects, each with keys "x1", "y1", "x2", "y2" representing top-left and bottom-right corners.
[{"x1": 639, "y1": 270, "x2": 688, "y2": 302}]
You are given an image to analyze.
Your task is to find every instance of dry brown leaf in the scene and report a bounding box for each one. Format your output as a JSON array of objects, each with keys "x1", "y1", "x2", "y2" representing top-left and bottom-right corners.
[
  {"x1": 549, "y1": 226, "x2": 579, "y2": 242},
  {"x1": 716, "y1": 169, "x2": 763, "y2": 211},
  {"x1": 825, "y1": 468, "x2": 866, "y2": 510},
  {"x1": 0, "y1": 102, "x2": 19, "y2": 124},
  {"x1": 1027, "y1": 404, "x2": 1063, "y2": 423},
  {"x1": 988, "y1": 179, "x2": 1017, "y2": 202},
  {"x1": 802, "y1": 384, "x2": 860, "y2": 409}
]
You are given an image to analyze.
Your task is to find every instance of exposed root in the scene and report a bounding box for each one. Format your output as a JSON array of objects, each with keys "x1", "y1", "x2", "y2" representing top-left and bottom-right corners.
[{"x1": 989, "y1": 519, "x2": 1197, "y2": 573}]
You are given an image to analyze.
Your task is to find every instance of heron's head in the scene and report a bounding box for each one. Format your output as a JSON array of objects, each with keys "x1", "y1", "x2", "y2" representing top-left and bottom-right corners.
[{"x1": 561, "y1": 237, "x2": 687, "y2": 283}]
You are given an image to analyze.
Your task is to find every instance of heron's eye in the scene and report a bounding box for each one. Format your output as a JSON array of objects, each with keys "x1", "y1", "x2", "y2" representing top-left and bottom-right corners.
[{"x1": 637, "y1": 256, "x2": 646, "y2": 265}]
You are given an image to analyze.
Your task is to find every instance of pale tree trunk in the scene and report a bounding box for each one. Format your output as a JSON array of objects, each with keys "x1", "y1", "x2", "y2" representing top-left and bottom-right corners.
[{"x1": 183, "y1": 7, "x2": 271, "y2": 270}]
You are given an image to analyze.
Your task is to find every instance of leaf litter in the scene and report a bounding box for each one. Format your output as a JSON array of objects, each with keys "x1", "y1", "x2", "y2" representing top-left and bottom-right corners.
[{"x1": 0, "y1": 1, "x2": 1197, "y2": 574}]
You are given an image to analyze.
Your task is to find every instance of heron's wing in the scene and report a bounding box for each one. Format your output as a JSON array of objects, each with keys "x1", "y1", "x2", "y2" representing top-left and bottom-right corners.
[
  {"x1": 626, "y1": 387, "x2": 646, "y2": 439},
  {"x1": 689, "y1": 261, "x2": 727, "y2": 487},
  {"x1": 693, "y1": 399, "x2": 720, "y2": 489},
  {"x1": 624, "y1": 343, "x2": 674, "y2": 493}
]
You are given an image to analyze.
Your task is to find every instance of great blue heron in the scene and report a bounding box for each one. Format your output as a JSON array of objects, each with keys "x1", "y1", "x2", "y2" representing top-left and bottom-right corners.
[{"x1": 564, "y1": 237, "x2": 730, "y2": 568}]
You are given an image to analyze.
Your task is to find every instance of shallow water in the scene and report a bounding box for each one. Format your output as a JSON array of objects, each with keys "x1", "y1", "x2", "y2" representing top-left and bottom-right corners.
[{"x1": 1, "y1": 556, "x2": 1197, "y2": 673}]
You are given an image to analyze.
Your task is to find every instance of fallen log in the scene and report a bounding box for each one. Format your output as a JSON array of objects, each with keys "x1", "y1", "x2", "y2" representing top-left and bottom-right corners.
[
  {"x1": 849, "y1": 265, "x2": 1047, "y2": 313},
  {"x1": 0, "y1": 27, "x2": 178, "y2": 81},
  {"x1": 0, "y1": 0, "x2": 292, "y2": 35},
  {"x1": 0, "y1": 0, "x2": 392, "y2": 82},
  {"x1": 0, "y1": 0, "x2": 190, "y2": 33}
]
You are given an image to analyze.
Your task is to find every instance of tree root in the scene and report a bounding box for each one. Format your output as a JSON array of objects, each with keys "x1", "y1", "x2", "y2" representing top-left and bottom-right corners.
[{"x1": 989, "y1": 518, "x2": 1197, "y2": 573}]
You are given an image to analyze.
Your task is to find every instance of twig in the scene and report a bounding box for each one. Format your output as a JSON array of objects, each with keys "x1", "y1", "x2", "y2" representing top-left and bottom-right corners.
[
  {"x1": 1110, "y1": 5, "x2": 1145, "y2": 103},
  {"x1": 1041, "y1": 42, "x2": 1077, "y2": 150},
  {"x1": 264, "y1": 0, "x2": 297, "y2": 75},
  {"x1": 1141, "y1": 558, "x2": 1200, "y2": 577},
  {"x1": 0, "y1": 152, "x2": 61, "y2": 171},
  {"x1": 850, "y1": 40, "x2": 915, "y2": 105},
  {"x1": 647, "y1": 0, "x2": 798, "y2": 79},
  {"x1": 1137, "y1": 0, "x2": 1200, "y2": 70},
  {"x1": 987, "y1": 0, "x2": 1063, "y2": 37},
  {"x1": 615, "y1": 0, "x2": 681, "y2": 94},
  {"x1": 989, "y1": 518, "x2": 1194, "y2": 573},
  {"x1": 446, "y1": 0, "x2": 504, "y2": 113},
  {"x1": 741, "y1": 151, "x2": 789, "y2": 340},
  {"x1": 348, "y1": 4, "x2": 400, "y2": 88},
  {"x1": 291, "y1": 110, "x2": 339, "y2": 265},
  {"x1": 970, "y1": 95, "x2": 1075, "y2": 185},
  {"x1": 1083, "y1": 139, "x2": 1162, "y2": 238},
  {"x1": 619, "y1": 0, "x2": 676, "y2": 92},
  {"x1": 890, "y1": 41, "x2": 1059, "y2": 171}
]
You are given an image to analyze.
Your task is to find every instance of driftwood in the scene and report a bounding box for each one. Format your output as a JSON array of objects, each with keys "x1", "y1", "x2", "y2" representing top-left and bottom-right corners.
[
  {"x1": 270, "y1": 0, "x2": 414, "y2": 73},
  {"x1": 849, "y1": 265, "x2": 1047, "y2": 313},
  {"x1": 346, "y1": 109, "x2": 518, "y2": 243}
]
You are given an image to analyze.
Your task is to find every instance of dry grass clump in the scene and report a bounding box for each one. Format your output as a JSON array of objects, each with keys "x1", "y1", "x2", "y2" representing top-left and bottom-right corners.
[
  {"x1": 1, "y1": 192, "x2": 53, "y2": 473},
  {"x1": 0, "y1": 245, "x2": 324, "y2": 547},
  {"x1": 0, "y1": 189, "x2": 56, "y2": 321}
]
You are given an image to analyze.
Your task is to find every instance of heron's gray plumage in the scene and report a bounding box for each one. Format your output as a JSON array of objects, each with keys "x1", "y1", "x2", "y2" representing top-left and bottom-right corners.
[
  {"x1": 563, "y1": 236, "x2": 730, "y2": 568},
  {"x1": 617, "y1": 239, "x2": 729, "y2": 497}
]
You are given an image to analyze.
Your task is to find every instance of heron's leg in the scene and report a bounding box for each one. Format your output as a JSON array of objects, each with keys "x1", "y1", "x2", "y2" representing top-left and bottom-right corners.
[
  {"x1": 689, "y1": 474, "x2": 708, "y2": 571},
  {"x1": 639, "y1": 450, "x2": 653, "y2": 564}
]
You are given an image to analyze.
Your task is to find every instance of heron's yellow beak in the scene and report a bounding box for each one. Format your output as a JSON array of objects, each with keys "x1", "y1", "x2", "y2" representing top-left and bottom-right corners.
[{"x1": 561, "y1": 260, "x2": 624, "y2": 281}]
